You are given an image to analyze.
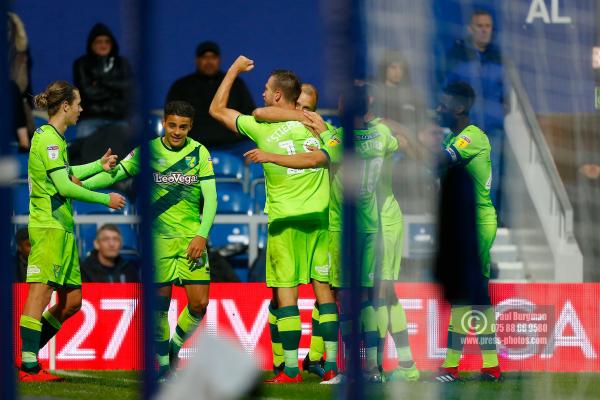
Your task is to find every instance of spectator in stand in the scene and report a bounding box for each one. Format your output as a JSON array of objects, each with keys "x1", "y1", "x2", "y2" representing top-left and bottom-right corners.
[
  {"x1": 443, "y1": 10, "x2": 507, "y2": 212},
  {"x1": 73, "y1": 23, "x2": 133, "y2": 139},
  {"x1": 166, "y1": 41, "x2": 255, "y2": 152},
  {"x1": 8, "y1": 12, "x2": 34, "y2": 150},
  {"x1": 14, "y1": 227, "x2": 30, "y2": 283},
  {"x1": 81, "y1": 224, "x2": 139, "y2": 283}
]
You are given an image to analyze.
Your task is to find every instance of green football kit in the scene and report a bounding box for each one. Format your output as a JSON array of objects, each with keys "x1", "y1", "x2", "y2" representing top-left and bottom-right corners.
[
  {"x1": 27, "y1": 124, "x2": 111, "y2": 288},
  {"x1": 322, "y1": 119, "x2": 398, "y2": 288},
  {"x1": 375, "y1": 120, "x2": 404, "y2": 281},
  {"x1": 236, "y1": 115, "x2": 330, "y2": 287},
  {"x1": 83, "y1": 137, "x2": 217, "y2": 285},
  {"x1": 443, "y1": 124, "x2": 497, "y2": 278}
]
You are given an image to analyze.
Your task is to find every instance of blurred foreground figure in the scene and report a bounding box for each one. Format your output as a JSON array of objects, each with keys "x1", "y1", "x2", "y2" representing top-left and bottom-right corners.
[{"x1": 434, "y1": 82, "x2": 502, "y2": 382}]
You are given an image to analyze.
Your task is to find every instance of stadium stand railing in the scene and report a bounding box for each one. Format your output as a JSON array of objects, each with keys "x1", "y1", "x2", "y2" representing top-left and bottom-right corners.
[{"x1": 503, "y1": 60, "x2": 583, "y2": 282}]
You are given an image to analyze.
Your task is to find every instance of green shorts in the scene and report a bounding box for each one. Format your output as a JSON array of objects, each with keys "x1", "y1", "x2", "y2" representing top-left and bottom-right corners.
[
  {"x1": 379, "y1": 223, "x2": 403, "y2": 281},
  {"x1": 477, "y1": 223, "x2": 497, "y2": 279},
  {"x1": 266, "y1": 219, "x2": 329, "y2": 288},
  {"x1": 331, "y1": 231, "x2": 376, "y2": 288},
  {"x1": 27, "y1": 228, "x2": 81, "y2": 288},
  {"x1": 154, "y1": 236, "x2": 210, "y2": 286}
]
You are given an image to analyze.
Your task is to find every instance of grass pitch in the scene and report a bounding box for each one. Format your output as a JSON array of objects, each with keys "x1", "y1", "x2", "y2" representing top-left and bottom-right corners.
[{"x1": 17, "y1": 370, "x2": 600, "y2": 400}]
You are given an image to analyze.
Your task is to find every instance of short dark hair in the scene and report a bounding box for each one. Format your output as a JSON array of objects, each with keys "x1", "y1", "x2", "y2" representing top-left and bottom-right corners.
[
  {"x1": 472, "y1": 9, "x2": 493, "y2": 20},
  {"x1": 96, "y1": 223, "x2": 121, "y2": 239},
  {"x1": 269, "y1": 70, "x2": 302, "y2": 103},
  {"x1": 164, "y1": 100, "x2": 195, "y2": 122},
  {"x1": 443, "y1": 81, "x2": 476, "y2": 115}
]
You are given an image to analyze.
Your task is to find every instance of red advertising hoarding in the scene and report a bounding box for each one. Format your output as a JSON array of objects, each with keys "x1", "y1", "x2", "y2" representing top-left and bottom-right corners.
[{"x1": 12, "y1": 283, "x2": 600, "y2": 371}]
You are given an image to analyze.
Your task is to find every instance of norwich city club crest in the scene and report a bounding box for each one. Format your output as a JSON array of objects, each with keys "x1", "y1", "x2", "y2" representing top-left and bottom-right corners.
[{"x1": 185, "y1": 156, "x2": 197, "y2": 168}]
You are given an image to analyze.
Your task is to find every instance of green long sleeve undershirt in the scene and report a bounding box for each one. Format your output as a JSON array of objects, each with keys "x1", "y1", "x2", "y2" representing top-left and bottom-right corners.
[
  {"x1": 49, "y1": 168, "x2": 110, "y2": 206},
  {"x1": 71, "y1": 159, "x2": 104, "y2": 180},
  {"x1": 82, "y1": 164, "x2": 128, "y2": 190},
  {"x1": 198, "y1": 178, "x2": 217, "y2": 238}
]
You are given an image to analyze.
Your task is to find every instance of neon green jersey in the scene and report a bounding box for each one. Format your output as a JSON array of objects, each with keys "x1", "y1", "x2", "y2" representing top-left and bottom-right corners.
[
  {"x1": 236, "y1": 115, "x2": 329, "y2": 222},
  {"x1": 28, "y1": 124, "x2": 75, "y2": 231},
  {"x1": 354, "y1": 120, "x2": 397, "y2": 233},
  {"x1": 374, "y1": 119, "x2": 402, "y2": 226},
  {"x1": 442, "y1": 124, "x2": 497, "y2": 224},
  {"x1": 119, "y1": 137, "x2": 216, "y2": 237},
  {"x1": 320, "y1": 126, "x2": 344, "y2": 231}
]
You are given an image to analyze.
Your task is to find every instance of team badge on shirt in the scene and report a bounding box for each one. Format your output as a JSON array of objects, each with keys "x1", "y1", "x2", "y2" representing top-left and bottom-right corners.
[
  {"x1": 185, "y1": 156, "x2": 197, "y2": 168},
  {"x1": 456, "y1": 135, "x2": 471, "y2": 149},
  {"x1": 47, "y1": 145, "x2": 59, "y2": 160}
]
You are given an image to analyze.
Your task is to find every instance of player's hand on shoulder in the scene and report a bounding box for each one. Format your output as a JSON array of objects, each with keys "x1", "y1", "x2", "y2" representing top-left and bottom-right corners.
[
  {"x1": 302, "y1": 111, "x2": 328, "y2": 137},
  {"x1": 231, "y1": 55, "x2": 255, "y2": 74},
  {"x1": 101, "y1": 148, "x2": 119, "y2": 171},
  {"x1": 244, "y1": 148, "x2": 271, "y2": 163},
  {"x1": 187, "y1": 236, "x2": 207, "y2": 261},
  {"x1": 108, "y1": 192, "x2": 126, "y2": 210}
]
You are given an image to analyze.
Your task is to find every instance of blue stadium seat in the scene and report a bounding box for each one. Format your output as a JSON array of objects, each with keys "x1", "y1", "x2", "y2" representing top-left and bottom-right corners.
[
  {"x1": 12, "y1": 184, "x2": 29, "y2": 215},
  {"x1": 79, "y1": 224, "x2": 97, "y2": 256},
  {"x1": 252, "y1": 180, "x2": 266, "y2": 214},
  {"x1": 248, "y1": 162, "x2": 264, "y2": 181},
  {"x1": 216, "y1": 180, "x2": 245, "y2": 196},
  {"x1": 211, "y1": 152, "x2": 245, "y2": 180},
  {"x1": 209, "y1": 224, "x2": 249, "y2": 248},
  {"x1": 149, "y1": 113, "x2": 164, "y2": 137},
  {"x1": 218, "y1": 189, "x2": 252, "y2": 214},
  {"x1": 258, "y1": 224, "x2": 267, "y2": 249},
  {"x1": 16, "y1": 153, "x2": 28, "y2": 179}
]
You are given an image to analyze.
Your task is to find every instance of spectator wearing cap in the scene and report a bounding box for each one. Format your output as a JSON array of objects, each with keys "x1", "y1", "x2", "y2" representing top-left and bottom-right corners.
[
  {"x1": 166, "y1": 41, "x2": 255, "y2": 151},
  {"x1": 81, "y1": 224, "x2": 139, "y2": 283},
  {"x1": 13, "y1": 227, "x2": 30, "y2": 282}
]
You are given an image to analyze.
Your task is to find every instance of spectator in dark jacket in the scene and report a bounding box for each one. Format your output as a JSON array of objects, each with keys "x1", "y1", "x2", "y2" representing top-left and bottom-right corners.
[
  {"x1": 81, "y1": 224, "x2": 139, "y2": 283},
  {"x1": 166, "y1": 41, "x2": 255, "y2": 151},
  {"x1": 73, "y1": 23, "x2": 133, "y2": 139},
  {"x1": 443, "y1": 10, "x2": 507, "y2": 212}
]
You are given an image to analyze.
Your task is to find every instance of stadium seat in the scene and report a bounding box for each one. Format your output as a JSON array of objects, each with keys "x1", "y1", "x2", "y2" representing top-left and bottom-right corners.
[
  {"x1": 216, "y1": 180, "x2": 245, "y2": 196},
  {"x1": 248, "y1": 162, "x2": 264, "y2": 181},
  {"x1": 218, "y1": 189, "x2": 252, "y2": 214},
  {"x1": 258, "y1": 224, "x2": 267, "y2": 249},
  {"x1": 12, "y1": 184, "x2": 29, "y2": 215},
  {"x1": 252, "y1": 179, "x2": 266, "y2": 214},
  {"x1": 211, "y1": 151, "x2": 245, "y2": 180},
  {"x1": 209, "y1": 224, "x2": 249, "y2": 248},
  {"x1": 149, "y1": 112, "x2": 164, "y2": 137},
  {"x1": 16, "y1": 153, "x2": 28, "y2": 179}
]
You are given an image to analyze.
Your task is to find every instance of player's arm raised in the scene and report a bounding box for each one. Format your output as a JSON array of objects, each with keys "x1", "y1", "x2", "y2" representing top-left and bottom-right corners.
[
  {"x1": 82, "y1": 147, "x2": 139, "y2": 190},
  {"x1": 252, "y1": 107, "x2": 305, "y2": 123},
  {"x1": 209, "y1": 55, "x2": 255, "y2": 133}
]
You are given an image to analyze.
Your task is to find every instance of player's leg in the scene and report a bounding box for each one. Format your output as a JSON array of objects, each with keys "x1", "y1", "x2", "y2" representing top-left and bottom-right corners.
[
  {"x1": 274, "y1": 286, "x2": 302, "y2": 379},
  {"x1": 38, "y1": 232, "x2": 83, "y2": 350},
  {"x1": 436, "y1": 304, "x2": 470, "y2": 382},
  {"x1": 359, "y1": 233, "x2": 379, "y2": 379},
  {"x1": 380, "y1": 223, "x2": 418, "y2": 381},
  {"x1": 19, "y1": 228, "x2": 69, "y2": 380},
  {"x1": 264, "y1": 221, "x2": 305, "y2": 382},
  {"x1": 38, "y1": 287, "x2": 82, "y2": 350},
  {"x1": 268, "y1": 294, "x2": 284, "y2": 373},
  {"x1": 169, "y1": 238, "x2": 211, "y2": 369},
  {"x1": 476, "y1": 223, "x2": 501, "y2": 381},
  {"x1": 154, "y1": 236, "x2": 178, "y2": 377},
  {"x1": 309, "y1": 226, "x2": 339, "y2": 377}
]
